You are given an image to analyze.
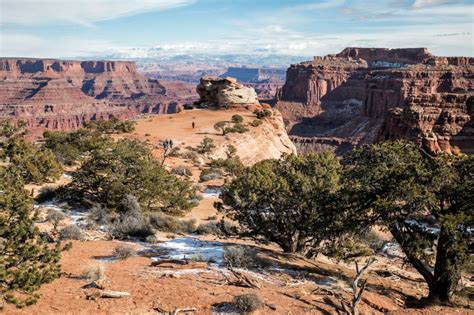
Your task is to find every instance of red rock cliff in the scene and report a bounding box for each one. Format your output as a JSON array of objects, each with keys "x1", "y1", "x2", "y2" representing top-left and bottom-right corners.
[
  {"x1": 0, "y1": 58, "x2": 186, "y2": 137},
  {"x1": 275, "y1": 48, "x2": 473, "y2": 155}
]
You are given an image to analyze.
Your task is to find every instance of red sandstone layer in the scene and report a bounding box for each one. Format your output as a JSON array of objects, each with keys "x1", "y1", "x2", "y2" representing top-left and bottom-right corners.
[
  {"x1": 0, "y1": 58, "x2": 193, "y2": 137},
  {"x1": 275, "y1": 47, "x2": 473, "y2": 155}
]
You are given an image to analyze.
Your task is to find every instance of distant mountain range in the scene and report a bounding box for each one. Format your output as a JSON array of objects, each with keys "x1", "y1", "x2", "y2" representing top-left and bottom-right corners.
[{"x1": 82, "y1": 47, "x2": 310, "y2": 68}]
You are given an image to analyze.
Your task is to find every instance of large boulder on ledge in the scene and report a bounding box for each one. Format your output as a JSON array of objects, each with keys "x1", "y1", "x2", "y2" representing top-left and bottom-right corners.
[{"x1": 196, "y1": 76, "x2": 259, "y2": 107}]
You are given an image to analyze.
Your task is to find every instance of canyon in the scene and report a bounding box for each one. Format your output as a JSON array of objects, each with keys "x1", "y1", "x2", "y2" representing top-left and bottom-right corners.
[
  {"x1": 0, "y1": 58, "x2": 196, "y2": 137},
  {"x1": 275, "y1": 47, "x2": 474, "y2": 155}
]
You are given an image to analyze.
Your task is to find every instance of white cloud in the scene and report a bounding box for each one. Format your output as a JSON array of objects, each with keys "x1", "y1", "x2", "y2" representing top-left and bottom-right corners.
[
  {"x1": 0, "y1": 32, "x2": 124, "y2": 57},
  {"x1": 292, "y1": 0, "x2": 346, "y2": 10},
  {"x1": 412, "y1": 0, "x2": 458, "y2": 9},
  {"x1": 0, "y1": 0, "x2": 196, "y2": 26}
]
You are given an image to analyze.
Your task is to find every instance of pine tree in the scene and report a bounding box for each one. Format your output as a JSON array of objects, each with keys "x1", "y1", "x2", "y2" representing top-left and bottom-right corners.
[{"x1": 0, "y1": 166, "x2": 68, "y2": 308}]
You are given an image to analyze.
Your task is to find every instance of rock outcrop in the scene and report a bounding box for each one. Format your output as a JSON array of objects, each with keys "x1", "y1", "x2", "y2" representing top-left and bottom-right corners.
[
  {"x1": 209, "y1": 108, "x2": 297, "y2": 164},
  {"x1": 275, "y1": 48, "x2": 473, "y2": 155},
  {"x1": 196, "y1": 77, "x2": 259, "y2": 107},
  {"x1": 0, "y1": 58, "x2": 186, "y2": 137}
]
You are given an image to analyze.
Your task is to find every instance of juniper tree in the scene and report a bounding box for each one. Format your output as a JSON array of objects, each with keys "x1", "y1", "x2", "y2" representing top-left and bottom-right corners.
[
  {"x1": 231, "y1": 114, "x2": 244, "y2": 124},
  {"x1": 66, "y1": 139, "x2": 196, "y2": 215},
  {"x1": 343, "y1": 141, "x2": 473, "y2": 303},
  {"x1": 214, "y1": 121, "x2": 228, "y2": 136},
  {"x1": 1, "y1": 121, "x2": 62, "y2": 184},
  {"x1": 219, "y1": 152, "x2": 342, "y2": 256},
  {"x1": 196, "y1": 137, "x2": 216, "y2": 154},
  {"x1": 0, "y1": 166, "x2": 68, "y2": 308}
]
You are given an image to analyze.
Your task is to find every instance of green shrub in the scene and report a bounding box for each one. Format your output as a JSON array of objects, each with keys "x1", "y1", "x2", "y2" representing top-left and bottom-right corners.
[
  {"x1": 87, "y1": 204, "x2": 109, "y2": 226},
  {"x1": 45, "y1": 209, "x2": 66, "y2": 231},
  {"x1": 36, "y1": 186, "x2": 59, "y2": 203},
  {"x1": 86, "y1": 117, "x2": 136, "y2": 134},
  {"x1": 113, "y1": 245, "x2": 135, "y2": 260},
  {"x1": 196, "y1": 137, "x2": 215, "y2": 154},
  {"x1": 81, "y1": 264, "x2": 105, "y2": 281},
  {"x1": 232, "y1": 294, "x2": 263, "y2": 313},
  {"x1": 250, "y1": 119, "x2": 263, "y2": 127},
  {"x1": 199, "y1": 168, "x2": 223, "y2": 182},
  {"x1": 254, "y1": 109, "x2": 272, "y2": 119},
  {"x1": 60, "y1": 225, "x2": 85, "y2": 240},
  {"x1": 210, "y1": 157, "x2": 244, "y2": 176},
  {"x1": 196, "y1": 221, "x2": 220, "y2": 235},
  {"x1": 43, "y1": 129, "x2": 111, "y2": 166},
  {"x1": 148, "y1": 212, "x2": 196, "y2": 234},
  {"x1": 182, "y1": 151, "x2": 199, "y2": 164},
  {"x1": 223, "y1": 246, "x2": 257, "y2": 269},
  {"x1": 172, "y1": 165, "x2": 193, "y2": 177},
  {"x1": 1, "y1": 127, "x2": 63, "y2": 184},
  {"x1": 224, "y1": 123, "x2": 248, "y2": 134},
  {"x1": 231, "y1": 114, "x2": 244, "y2": 124}
]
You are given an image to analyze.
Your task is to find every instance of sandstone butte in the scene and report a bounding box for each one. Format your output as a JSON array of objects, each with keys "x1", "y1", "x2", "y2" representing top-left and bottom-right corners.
[
  {"x1": 275, "y1": 47, "x2": 474, "y2": 155},
  {"x1": 0, "y1": 58, "x2": 194, "y2": 138}
]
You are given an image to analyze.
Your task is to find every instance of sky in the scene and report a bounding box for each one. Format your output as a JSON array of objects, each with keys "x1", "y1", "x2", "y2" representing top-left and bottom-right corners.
[{"x1": 0, "y1": 0, "x2": 473, "y2": 59}]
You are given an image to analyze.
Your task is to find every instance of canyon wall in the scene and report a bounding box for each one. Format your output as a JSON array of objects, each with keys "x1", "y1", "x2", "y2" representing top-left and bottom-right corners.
[
  {"x1": 0, "y1": 58, "x2": 186, "y2": 137},
  {"x1": 275, "y1": 48, "x2": 473, "y2": 154}
]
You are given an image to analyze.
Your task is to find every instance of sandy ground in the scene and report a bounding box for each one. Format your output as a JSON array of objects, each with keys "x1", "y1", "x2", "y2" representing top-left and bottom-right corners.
[
  {"x1": 128, "y1": 108, "x2": 257, "y2": 148},
  {"x1": 6, "y1": 110, "x2": 472, "y2": 314},
  {"x1": 4, "y1": 238, "x2": 471, "y2": 315}
]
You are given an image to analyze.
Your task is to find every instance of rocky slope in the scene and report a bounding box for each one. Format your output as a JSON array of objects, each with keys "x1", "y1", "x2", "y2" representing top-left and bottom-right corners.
[
  {"x1": 275, "y1": 48, "x2": 473, "y2": 155},
  {"x1": 192, "y1": 76, "x2": 296, "y2": 162},
  {"x1": 209, "y1": 108, "x2": 297, "y2": 164},
  {"x1": 0, "y1": 58, "x2": 186, "y2": 136}
]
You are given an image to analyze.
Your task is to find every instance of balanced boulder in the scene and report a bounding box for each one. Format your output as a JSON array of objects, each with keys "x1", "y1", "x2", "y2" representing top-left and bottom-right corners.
[{"x1": 196, "y1": 76, "x2": 259, "y2": 107}]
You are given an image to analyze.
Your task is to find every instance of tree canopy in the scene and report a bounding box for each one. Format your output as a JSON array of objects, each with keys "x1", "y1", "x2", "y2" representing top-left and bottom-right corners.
[
  {"x1": 220, "y1": 152, "x2": 342, "y2": 256},
  {"x1": 221, "y1": 141, "x2": 473, "y2": 303},
  {"x1": 1, "y1": 121, "x2": 62, "y2": 184},
  {"x1": 343, "y1": 141, "x2": 473, "y2": 303},
  {"x1": 0, "y1": 166, "x2": 67, "y2": 307},
  {"x1": 66, "y1": 139, "x2": 196, "y2": 215}
]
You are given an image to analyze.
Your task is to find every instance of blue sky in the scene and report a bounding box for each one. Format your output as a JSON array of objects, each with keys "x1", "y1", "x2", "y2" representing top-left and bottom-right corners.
[{"x1": 0, "y1": 0, "x2": 473, "y2": 58}]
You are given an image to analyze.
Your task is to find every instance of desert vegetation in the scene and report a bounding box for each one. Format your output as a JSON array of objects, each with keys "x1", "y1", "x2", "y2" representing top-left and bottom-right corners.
[
  {"x1": 220, "y1": 140, "x2": 473, "y2": 303},
  {"x1": 1, "y1": 111, "x2": 472, "y2": 312},
  {"x1": 0, "y1": 157, "x2": 70, "y2": 308}
]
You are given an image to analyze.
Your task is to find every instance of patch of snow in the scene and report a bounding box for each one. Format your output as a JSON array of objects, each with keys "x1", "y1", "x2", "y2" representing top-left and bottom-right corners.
[
  {"x1": 380, "y1": 242, "x2": 404, "y2": 258},
  {"x1": 95, "y1": 256, "x2": 117, "y2": 263},
  {"x1": 35, "y1": 200, "x2": 88, "y2": 227},
  {"x1": 149, "y1": 237, "x2": 225, "y2": 264},
  {"x1": 405, "y1": 219, "x2": 440, "y2": 234},
  {"x1": 212, "y1": 303, "x2": 241, "y2": 315},
  {"x1": 203, "y1": 187, "x2": 221, "y2": 198}
]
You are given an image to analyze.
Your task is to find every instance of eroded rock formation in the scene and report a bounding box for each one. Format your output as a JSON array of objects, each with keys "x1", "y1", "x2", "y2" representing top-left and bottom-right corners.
[
  {"x1": 209, "y1": 108, "x2": 297, "y2": 164},
  {"x1": 0, "y1": 58, "x2": 186, "y2": 137},
  {"x1": 275, "y1": 47, "x2": 473, "y2": 154},
  {"x1": 196, "y1": 77, "x2": 259, "y2": 107}
]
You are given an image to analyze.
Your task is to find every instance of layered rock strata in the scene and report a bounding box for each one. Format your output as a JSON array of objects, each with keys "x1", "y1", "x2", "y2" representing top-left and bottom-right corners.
[
  {"x1": 0, "y1": 58, "x2": 184, "y2": 137},
  {"x1": 275, "y1": 47, "x2": 473, "y2": 154},
  {"x1": 209, "y1": 108, "x2": 297, "y2": 164}
]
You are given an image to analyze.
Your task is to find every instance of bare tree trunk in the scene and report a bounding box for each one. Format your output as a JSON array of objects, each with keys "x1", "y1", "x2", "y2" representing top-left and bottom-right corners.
[{"x1": 342, "y1": 257, "x2": 376, "y2": 315}]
